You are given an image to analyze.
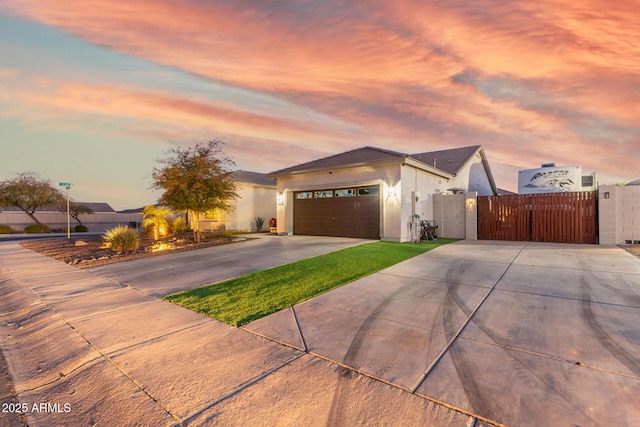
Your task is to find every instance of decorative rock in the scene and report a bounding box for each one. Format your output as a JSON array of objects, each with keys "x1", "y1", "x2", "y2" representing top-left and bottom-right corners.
[{"x1": 73, "y1": 240, "x2": 88, "y2": 247}]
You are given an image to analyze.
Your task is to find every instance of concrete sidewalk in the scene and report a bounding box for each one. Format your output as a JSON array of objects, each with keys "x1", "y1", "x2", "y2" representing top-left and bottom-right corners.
[
  {"x1": 0, "y1": 236, "x2": 478, "y2": 426},
  {"x1": 2, "y1": 237, "x2": 639, "y2": 426}
]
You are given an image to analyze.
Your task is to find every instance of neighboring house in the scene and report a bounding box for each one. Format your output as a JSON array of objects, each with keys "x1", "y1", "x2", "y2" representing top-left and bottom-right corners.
[
  {"x1": 196, "y1": 171, "x2": 276, "y2": 232},
  {"x1": 268, "y1": 145, "x2": 498, "y2": 242},
  {"x1": 0, "y1": 202, "x2": 142, "y2": 233}
]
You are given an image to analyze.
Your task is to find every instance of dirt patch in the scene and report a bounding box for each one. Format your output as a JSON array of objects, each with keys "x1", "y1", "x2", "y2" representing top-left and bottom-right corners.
[
  {"x1": 621, "y1": 245, "x2": 640, "y2": 258},
  {"x1": 20, "y1": 233, "x2": 248, "y2": 269},
  {"x1": 0, "y1": 349, "x2": 27, "y2": 427}
]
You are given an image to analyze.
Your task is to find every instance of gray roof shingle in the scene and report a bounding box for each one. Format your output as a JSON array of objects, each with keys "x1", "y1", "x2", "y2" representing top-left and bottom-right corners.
[
  {"x1": 269, "y1": 146, "x2": 407, "y2": 176},
  {"x1": 232, "y1": 170, "x2": 276, "y2": 187},
  {"x1": 270, "y1": 145, "x2": 483, "y2": 177},
  {"x1": 410, "y1": 145, "x2": 482, "y2": 175}
]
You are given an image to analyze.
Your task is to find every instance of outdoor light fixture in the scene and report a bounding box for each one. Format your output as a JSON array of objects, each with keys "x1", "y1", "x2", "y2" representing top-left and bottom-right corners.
[
  {"x1": 277, "y1": 193, "x2": 285, "y2": 205},
  {"x1": 604, "y1": 192, "x2": 610, "y2": 199},
  {"x1": 385, "y1": 185, "x2": 396, "y2": 197}
]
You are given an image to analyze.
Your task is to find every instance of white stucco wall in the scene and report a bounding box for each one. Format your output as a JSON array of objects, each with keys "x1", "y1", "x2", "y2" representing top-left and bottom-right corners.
[
  {"x1": 447, "y1": 152, "x2": 494, "y2": 196},
  {"x1": 234, "y1": 184, "x2": 276, "y2": 231},
  {"x1": 599, "y1": 184, "x2": 640, "y2": 245},
  {"x1": 199, "y1": 183, "x2": 276, "y2": 232},
  {"x1": 399, "y1": 166, "x2": 452, "y2": 241},
  {"x1": 0, "y1": 211, "x2": 142, "y2": 233}
]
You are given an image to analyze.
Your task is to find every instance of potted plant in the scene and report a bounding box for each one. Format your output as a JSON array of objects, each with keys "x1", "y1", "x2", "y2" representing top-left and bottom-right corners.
[{"x1": 269, "y1": 217, "x2": 277, "y2": 235}]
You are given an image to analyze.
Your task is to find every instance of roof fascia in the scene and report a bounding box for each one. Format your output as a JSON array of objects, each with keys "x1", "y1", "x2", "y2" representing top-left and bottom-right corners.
[{"x1": 268, "y1": 156, "x2": 406, "y2": 178}]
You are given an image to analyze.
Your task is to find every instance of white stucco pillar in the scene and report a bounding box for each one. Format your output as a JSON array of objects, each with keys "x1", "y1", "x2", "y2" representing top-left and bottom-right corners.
[{"x1": 465, "y1": 191, "x2": 478, "y2": 240}]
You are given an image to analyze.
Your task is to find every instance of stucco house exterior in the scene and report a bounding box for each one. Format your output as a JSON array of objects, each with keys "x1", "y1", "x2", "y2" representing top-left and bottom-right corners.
[
  {"x1": 268, "y1": 145, "x2": 497, "y2": 242},
  {"x1": 197, "y1": 170, "x2": 276, "y2": 232}
]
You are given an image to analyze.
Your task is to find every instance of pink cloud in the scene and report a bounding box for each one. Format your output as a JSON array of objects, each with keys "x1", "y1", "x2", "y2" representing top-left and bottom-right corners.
[{"x1": 2, "y1": 0, "x2": 638, "y2": 183}]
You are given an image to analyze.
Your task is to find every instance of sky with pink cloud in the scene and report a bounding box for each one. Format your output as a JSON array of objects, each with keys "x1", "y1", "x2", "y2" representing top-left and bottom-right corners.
[{"x1": 1, "y1": 0, "x2": 638, "y2": 210}]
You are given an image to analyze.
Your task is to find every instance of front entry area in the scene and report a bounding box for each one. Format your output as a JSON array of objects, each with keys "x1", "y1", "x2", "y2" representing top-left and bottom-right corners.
[{"x1": 293, "y1": 185, "x2": 380, "y2": 239}]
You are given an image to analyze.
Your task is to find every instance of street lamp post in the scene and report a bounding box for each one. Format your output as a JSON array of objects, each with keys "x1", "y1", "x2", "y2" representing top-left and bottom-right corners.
[{"x1": 59, "y1": 182, "x2": 74, "y2": 239}]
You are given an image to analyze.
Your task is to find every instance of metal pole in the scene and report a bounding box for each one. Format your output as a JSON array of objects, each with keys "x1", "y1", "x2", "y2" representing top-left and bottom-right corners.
[{"x1": 66, "y1": 186, "x2": 70, "y2": 239}]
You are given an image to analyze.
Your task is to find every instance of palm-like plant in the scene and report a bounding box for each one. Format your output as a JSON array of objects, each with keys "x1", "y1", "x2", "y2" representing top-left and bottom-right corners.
[{"x1": 143, "y1": 205, "x2": 174, "y2": 240}]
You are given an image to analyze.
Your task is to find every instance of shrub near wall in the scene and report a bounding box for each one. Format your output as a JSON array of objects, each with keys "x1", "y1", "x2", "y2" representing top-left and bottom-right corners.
[
  {"x1": 24, "y1": 224, "x2": 50, "y2": 233},
  {"x1": 0, "y1": 225, "x2": 14, "y2": 234},
  {"x1": 75, "y1": 225, "x2": 89, "y2": 232}
]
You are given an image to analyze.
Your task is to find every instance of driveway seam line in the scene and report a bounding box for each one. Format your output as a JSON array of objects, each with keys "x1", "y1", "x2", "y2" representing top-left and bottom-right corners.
[
  {"x1": 181, "y1": 353, "x2": 304, "y2": 424},
  {"x1": 410, "y1": 244, "x2": 529, "y2": 393},
  {"x1": 483, "y1": 287, "x2": 640, "y2": 309},
  {"x1": 240, "y1": 326, "x2": 504, "y2": 427},
  {"x1": 290, "y1": 306, "x2": 308, "y2": 352}
]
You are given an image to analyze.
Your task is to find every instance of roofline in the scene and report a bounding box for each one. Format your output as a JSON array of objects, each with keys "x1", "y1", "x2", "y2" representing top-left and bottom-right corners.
[
  {"x1": 477, "y1": 147, "x2": 499, "y2": 195},
  {"x1": 268, "y1": 155, "x2": 407, "y2": 178}
]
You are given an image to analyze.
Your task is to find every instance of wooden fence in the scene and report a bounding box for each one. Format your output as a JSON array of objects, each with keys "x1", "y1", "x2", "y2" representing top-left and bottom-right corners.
[{"x1": 477, "y1": 192, "x2": 597, "y2": 243}]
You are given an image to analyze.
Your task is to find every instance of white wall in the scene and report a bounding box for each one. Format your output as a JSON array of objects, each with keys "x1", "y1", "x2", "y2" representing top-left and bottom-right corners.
[
  {"x1": 599, "y1": 185, "x2": 640, "y2": 245},
  {"x1": 399, "y1": 166, "x2": 451, "y2": 242},
  {"x1": 431, "y1": 192, "x2": 478, "y2": 240},
  {"x1": 199, "y1": 183, "x2": 276, "y2": 232},
  {"x1": 0, "y1": 211, "x2": 142, "y2": 233},
  {"x1": 448, "y1": 152, "x2": 494, "y2": 196},
  {"x1": 235, "y1": 185, "x2": 276, "y2": 231}
]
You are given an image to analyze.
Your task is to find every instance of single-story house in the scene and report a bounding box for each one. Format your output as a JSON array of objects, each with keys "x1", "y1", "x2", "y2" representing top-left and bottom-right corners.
[
  {"x1": 196, "y1": 170, "x2": 276, "y2": 232},
  {"x1": 268, "y1": 145, "x2": 498, "y2": 242}
]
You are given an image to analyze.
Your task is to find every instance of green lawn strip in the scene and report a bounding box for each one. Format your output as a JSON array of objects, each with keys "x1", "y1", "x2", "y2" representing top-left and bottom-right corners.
[{"x1": 164, "y1": 238, "x2": 457, "y2": 326}]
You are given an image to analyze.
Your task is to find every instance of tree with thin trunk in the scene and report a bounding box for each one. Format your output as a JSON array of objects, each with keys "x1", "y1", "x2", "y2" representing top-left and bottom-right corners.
[
  {"x1": 58, "y1": 202, "x2": 94, "y2": 226},
  {"x1": 0, "y1": 172, "x2": 65, "y2": 225},
  {"x1": 150, "y1": 140, "x2": 238, "y2": 243}
]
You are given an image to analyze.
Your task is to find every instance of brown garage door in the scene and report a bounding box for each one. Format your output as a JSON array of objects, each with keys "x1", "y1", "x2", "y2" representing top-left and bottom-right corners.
[{"x1": 294, "y1": 186, "x2": 380, "y2": 239}]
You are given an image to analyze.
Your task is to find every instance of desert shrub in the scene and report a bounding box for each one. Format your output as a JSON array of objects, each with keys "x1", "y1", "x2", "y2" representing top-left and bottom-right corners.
[
  {"x1": 103, "y1": 225, "x2": 139, "y2": 252},
  {"x1": 171, "y1": 216, "x2": 188, "y2": 234},
  {"x1": 24, "y1": 224, "x2": 50, "y2": 233},
  {"x1": 0, "y1": 225, "x2": 14, "y2": 234},
  {"x1": 75, "y1": 224, "x2": 89, "y2": 232}
]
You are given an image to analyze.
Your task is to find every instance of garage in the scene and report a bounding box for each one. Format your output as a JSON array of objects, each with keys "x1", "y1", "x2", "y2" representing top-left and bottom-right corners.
[{"x1": 293, "y1": 185, "x2": 380, "y2": 239}]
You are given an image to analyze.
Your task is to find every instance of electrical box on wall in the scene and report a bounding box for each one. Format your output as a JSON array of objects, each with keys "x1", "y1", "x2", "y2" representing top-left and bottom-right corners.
[{"x1": 412, "y1": 191, "x2": 420, "y2": 202}]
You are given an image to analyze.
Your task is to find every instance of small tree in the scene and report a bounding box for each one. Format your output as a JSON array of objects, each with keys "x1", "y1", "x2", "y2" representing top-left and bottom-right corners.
[
  {"x1": 58, "y1": 202, "x2": 94, "y2": 226},
  {"x1": 0, "y1": 172, "x2": 65, "y2": 225},
  {"x1": 143, "y1": 205, "x2": 174, "y2": 240},
  {"x1": 150, "y1": 140, "x2": 238, "y2": 242}
]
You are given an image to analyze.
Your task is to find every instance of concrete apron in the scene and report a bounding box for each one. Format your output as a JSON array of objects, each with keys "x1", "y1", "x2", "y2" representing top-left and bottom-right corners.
[
  {"x1": 1, "y1": 238, "x2": 477, "y2": 426},
  {"x1": 245, "y1": 240, "x2": 640, "y2": 427}
]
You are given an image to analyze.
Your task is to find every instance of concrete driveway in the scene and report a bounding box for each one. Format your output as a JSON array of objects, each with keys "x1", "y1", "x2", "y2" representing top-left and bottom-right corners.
[
  {"x1": 1, "y1": 236, "x2": 639, "y2": 426},
  {"x1": 86, "y1": 234, "x2": 372, "y2": 297},
  {"x1": 245, "y1": 240, "x2": 640, "y2": 426}
]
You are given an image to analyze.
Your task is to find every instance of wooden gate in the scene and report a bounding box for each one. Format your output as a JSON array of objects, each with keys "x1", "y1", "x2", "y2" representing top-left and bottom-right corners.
[{"x1": 478, "y1": 191, "x2": 597, "y2": 243}]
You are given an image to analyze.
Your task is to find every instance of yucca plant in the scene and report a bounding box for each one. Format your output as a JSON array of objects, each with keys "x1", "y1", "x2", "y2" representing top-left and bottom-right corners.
[
  {"x1": 103, "y1": 225, "x2": 139, "y2": 252},
  {"x1": 255, "y1": 216, "x2": 265, "y2": 232}
]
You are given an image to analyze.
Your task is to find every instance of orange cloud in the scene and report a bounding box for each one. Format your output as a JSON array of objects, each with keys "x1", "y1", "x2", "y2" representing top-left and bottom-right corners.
[{"x1": 2, "y1": 0, "x2": 638, "y2": 183}]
